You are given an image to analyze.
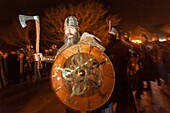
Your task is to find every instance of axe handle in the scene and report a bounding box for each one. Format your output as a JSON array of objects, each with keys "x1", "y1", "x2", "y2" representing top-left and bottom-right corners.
[
  {"x1": 35, "y1": 20, "x2": 40, "y2": 53},
  {"x1": 35, "y1": 20, "x2": 42, "y2": 70}
]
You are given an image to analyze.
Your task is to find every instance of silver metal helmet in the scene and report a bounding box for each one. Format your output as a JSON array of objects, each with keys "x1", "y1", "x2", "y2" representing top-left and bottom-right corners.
[{"x1": 64, "y1": 16, "x2": 78, "y2": 29}]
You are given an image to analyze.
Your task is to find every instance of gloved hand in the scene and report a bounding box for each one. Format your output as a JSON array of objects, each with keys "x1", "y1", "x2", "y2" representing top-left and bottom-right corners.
[{"x1": 34, "y1": 53, "x2": 43, "y2": 61}]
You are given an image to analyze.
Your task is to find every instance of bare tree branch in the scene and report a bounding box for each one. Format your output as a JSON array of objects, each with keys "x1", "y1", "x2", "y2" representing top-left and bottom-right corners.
[
  {"x1": 41, "y1": 1, "x2": 121, "y2": 47},
  {"x1": 0, "y1": 20, "x2": 32, "y2": 50}
]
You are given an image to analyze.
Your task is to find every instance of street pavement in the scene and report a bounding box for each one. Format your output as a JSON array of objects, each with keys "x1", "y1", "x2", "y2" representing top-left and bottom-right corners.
[
  {"x1": 135, "y1": 78, "x2": 170, "y2": 113},
  {"x1": 0, "y1": 77, "x2": 170, "y2": 113}
]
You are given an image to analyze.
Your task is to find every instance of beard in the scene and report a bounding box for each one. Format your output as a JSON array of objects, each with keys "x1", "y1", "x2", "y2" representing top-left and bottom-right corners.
[{"x1": 63, "y1": 32, "x2": 80, "y2": 46}]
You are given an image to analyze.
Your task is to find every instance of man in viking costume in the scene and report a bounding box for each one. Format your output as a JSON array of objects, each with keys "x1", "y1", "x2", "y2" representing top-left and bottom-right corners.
[{"x1": 35, "y1": 16, "x2": 115, "y2": 113}]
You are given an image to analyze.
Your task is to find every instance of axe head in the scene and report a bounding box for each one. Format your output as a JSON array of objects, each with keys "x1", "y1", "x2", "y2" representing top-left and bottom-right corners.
[{"x1": 19, "y1": 14, "x2": 39, "y2": 28}]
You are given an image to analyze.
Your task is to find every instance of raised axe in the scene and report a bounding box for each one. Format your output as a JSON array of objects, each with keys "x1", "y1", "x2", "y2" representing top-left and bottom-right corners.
[{"x1": 19, "y1": 14, "x2": 42, "y2": 69}]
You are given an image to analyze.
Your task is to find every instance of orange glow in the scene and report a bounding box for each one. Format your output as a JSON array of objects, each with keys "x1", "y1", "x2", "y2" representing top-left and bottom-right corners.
[
  {"x1": 167, "y1": 37, "x2": 170, "y2": 41},
  {"x1": 131, "y1": 39, "x2": 142, "y2": 44}
]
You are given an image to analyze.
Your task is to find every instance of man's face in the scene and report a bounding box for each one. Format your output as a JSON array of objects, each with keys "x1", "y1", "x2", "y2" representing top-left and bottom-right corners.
[
  {"x1": 64, "y1": 26, "x2": 79, "y2": 45},
  {"x1": 64, "y1": 26, "x2": 77, "y2": 38}
]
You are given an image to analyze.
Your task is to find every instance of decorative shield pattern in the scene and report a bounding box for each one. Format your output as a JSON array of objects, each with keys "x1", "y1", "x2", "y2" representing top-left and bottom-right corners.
[{"x1": 51, "y1": 44, "x2": 115, "y2": 112}]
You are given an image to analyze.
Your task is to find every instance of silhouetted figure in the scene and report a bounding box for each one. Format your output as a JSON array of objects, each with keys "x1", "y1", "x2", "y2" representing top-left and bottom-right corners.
[
  {"x1": 0, "y1": 51, "x2": 6, "y2": 88},
  {"x1": 24, "y1": 45, "x2": 35, "y2": 81},
  {"x1": 104, "y1": 27, "x2": 137, "y2": 113},
  {"x1": 135, "y1": 34, "x2": 161, "y2": 99},
  {"x1": 7, "y1": 51, "x2": 20, "y2": 84},
  {"x1": 156, "y1": 41, "x2": 169, "y2": 83}
]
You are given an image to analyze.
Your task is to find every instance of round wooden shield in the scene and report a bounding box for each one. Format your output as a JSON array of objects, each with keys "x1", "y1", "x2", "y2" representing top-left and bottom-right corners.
[{"x1": 50, "y1": 44, "x2": 115, "y2": 112}]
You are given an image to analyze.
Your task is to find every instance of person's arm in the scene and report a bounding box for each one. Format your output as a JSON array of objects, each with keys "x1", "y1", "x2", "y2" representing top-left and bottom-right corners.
[
  {"x1": 34, "y1": 53, "x2": 55, "y2": 63},
  {"x1": 42, "y1": 55, "x2": 55, "y2": 63}
]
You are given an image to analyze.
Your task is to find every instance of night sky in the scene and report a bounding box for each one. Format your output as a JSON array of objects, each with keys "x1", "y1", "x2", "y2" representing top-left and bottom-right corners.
[{"x1": 0, "y1": 0, "x2": 170, "y2": 30}]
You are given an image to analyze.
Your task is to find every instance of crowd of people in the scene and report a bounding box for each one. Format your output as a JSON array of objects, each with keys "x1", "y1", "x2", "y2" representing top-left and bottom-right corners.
[
  {"x1": 0, "y1": 16, "x2": 170, "y2": 113},
  {"x1": 0, "y1": 44, "x2": 58, "y2": 88},
  {"x1": 128, "y1": 33, "x2": 170, "y2": 99}
]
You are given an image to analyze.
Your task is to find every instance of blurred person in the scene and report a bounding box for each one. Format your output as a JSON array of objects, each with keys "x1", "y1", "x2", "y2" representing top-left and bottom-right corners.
[
  {"x1": 0, "y1": 51, "x2": 7, "y2": 88},
  {"x1": 1, "y1": 51, "x2": 8, "y2": 86},
  {"x1": 24, "y1": 45, "x2": 37, "y2": 81},
  {"x1": 155, "y1": 41, "x2": 170, "y2": 83},
  {"x1": 2, "y1": 52, "x2": 8, "y2": 77},
  {"x1": 135, "y1": 33, "x2": 161, "y2": 99},
  {"x1": 103, "y1": 27, "x2": 137, "y2": 113},
  {"x1": 16, "y1": 49, "x2": 25, "y2": 82},
  {"x1": 49, "y1": 44, "x2": 58, "y2": 56},
  {"x1": 6, "y1": 51, "x2": 20, "y2": 84}
]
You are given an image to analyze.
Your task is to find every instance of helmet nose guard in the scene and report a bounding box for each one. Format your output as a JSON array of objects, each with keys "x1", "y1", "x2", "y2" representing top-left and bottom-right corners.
[{"x1": 64, "y1": 16, "x2": 78, "y2": 29}]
